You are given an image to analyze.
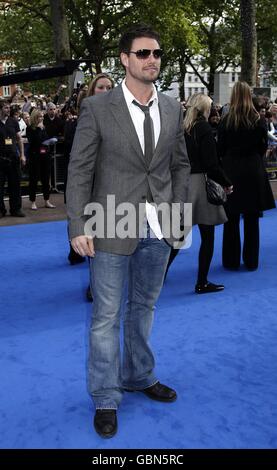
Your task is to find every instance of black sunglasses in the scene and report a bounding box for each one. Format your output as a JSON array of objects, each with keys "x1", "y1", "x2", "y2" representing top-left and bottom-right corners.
[{"x1": 129, "y1": 49, "x2": 163, "y2": 59}]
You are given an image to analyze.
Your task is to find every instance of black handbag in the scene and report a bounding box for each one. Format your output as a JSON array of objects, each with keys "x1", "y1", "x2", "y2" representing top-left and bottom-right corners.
[{"x1": 205, "y1": 174, "x2": 227, "y2": 206}]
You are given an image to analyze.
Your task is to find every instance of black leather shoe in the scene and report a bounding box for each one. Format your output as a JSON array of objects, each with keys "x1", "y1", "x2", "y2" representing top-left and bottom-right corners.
[
  {"x1": 244, "y1": 264, "x2": 258, "y2": 271},
  {"x1": 131, "y1": 382, "x2": 177, "y2": 402},
  {"x1": 10, "y1": 210, "x2": 25, "y2": 217},
  {"x1": 195, "y1": 282, "x2": 224, "y2": 294},
  {"x1": 94, "y1": 409, "x2": 117, "y2": 438}
]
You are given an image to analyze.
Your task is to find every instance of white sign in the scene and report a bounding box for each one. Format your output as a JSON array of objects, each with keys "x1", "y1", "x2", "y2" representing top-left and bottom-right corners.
[
  {"x1": 73, "y1": 71, "x2": 84, "y2": 88},
  {"x1": 271, "y1": 87, "x2": 277, "y2": 102}
]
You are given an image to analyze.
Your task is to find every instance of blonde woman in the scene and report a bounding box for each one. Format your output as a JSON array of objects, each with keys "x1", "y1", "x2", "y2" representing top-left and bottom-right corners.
[
  {"x1": 76, "y1": 74, "x2": 114, "y2": 113},
  {"x1": 184, "y1": 93, "x2": 233, "y2": 293},
  {"x1": 26, "y1": 109, "x2": 55, "y2": 210},
  {"x1": 218, "y1": 81, "x2": 275, "y2": 270},
  {"x1": 87, "y1": 73, "x2": 114, "y2": 97}
]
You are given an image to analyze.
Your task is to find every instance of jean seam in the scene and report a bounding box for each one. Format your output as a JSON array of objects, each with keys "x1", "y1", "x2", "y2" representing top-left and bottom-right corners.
[{"x1": 125, "y1": 260, "x2": 136, "y2": 386}]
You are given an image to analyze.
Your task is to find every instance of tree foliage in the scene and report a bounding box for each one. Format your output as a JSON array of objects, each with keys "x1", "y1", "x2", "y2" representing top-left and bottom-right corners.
[
  {"x1": 256, "y1": 0, "x2": 277, "y2": 84},
  {"x1": 0, "y1": 0, "x2": 53, "y2": 68},
  {"x1": 1, "y1": 0, "x2": 277, "y2": 97}
]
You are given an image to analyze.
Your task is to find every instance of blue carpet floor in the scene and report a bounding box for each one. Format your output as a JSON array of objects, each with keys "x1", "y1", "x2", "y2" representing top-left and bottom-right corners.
[{"x1": 0, "y1": 212, "x2": 277, "y2": 449}]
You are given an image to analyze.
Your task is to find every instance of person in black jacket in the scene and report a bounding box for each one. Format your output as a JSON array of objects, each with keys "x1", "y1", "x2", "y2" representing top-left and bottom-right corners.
[
  {"x1": 0, "y1": 100, "x2": 26, "y2": 217},
  {"x1": 184, "y1": 93, "x2": 233, "y2": 293},
  {"x1": 218, "y1": 81, "x2": 275, "y2": 271},
  {"x1": 26, "y1": 109, "x2": 56, "y2": 210},
  {"x1": 43, "y1": 103, "x2": 64, "y2": 138}
]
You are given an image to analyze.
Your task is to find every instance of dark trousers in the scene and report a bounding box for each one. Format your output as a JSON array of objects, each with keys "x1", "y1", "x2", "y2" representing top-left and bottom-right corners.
[
  {"x1": 28, "y1": 154, "x2": 51, "y2": 202},
  {"x1": 197, "y1": 224, "x2": 215, "y2": 285},
  {"x1": 222, "y1": 213, "x2": 260, "y2": 270},
  {"x1": 0, "y1": 158, "x2": 22, "y2": 214},
  {"x1": 164, "y1": 246, "x2": 179, "y2": 279},
  {"x1": 165, "y1": 224, "x2": 215, "y2": 285}
]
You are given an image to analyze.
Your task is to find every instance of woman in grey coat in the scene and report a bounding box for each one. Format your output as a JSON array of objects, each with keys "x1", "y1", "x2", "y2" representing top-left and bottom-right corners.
[{"x1": 184, "y1": 93, "x2": 233, "y2": 293}]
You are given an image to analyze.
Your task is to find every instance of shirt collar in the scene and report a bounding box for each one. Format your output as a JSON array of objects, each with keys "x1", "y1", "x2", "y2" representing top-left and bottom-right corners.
[{"x1": 122, "y1": 78, "x2": 158, "y2": 107}]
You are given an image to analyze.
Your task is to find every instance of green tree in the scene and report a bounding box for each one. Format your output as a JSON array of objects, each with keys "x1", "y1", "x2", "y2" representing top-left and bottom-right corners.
[
  {"x1": 0, "y1": 0, "x2": 53, "y2": 68},
  {"x1": 184, "y1": 0, "x2": 241, "y2": 95},
  {"x1": 0, "y1": 0, "x2": 199, "y2": 91},
  {"x1": 256, "y1": 0, "x2": 277, "y2": 85},
  {"x1": 2, "y1": 0, "x2": 277, "y2": 97}
]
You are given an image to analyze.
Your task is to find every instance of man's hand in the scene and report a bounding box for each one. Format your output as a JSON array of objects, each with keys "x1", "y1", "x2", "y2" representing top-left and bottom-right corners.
[{"x1": 71, "y1": 236, "x2": 95, "y2": 257}]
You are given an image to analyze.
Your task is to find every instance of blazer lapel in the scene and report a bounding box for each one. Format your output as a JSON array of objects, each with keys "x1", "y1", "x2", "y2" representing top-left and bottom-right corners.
[{"x1": 109, "y1": 85, "x2": 145, "y2": 163}]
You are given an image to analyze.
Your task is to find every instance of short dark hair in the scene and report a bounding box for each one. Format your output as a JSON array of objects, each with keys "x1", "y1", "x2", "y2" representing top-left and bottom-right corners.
[
  {"x1": 10, "y1": 105, "x2": 20, "y2": 116},
  {"x1": 119, "y1": 24, "x2": 161, "y2": 54},
  {"x1": 0, "y1": 99, "x2": 10, "y2": 110}
]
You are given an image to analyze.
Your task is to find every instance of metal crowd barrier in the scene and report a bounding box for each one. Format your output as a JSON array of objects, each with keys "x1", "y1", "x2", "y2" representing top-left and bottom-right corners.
[{"x1": 50, "y1": 140, "x2": 66, "y2": 193}]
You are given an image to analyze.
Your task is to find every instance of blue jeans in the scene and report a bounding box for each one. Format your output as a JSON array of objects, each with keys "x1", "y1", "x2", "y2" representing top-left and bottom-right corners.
[{"x1": 88, "y1": 231, "x2": 171, "y2": 409}]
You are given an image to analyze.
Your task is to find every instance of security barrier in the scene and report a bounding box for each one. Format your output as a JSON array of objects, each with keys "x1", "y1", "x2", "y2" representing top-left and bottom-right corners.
[{"x1": 50, "y1": 140, "x2": 66, "y2": 193}]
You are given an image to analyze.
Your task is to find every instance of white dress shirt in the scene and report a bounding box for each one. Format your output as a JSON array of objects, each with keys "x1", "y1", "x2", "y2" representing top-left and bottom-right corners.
[{"x1": 122, "y1": 79, "x2": 163, "y2": 239}]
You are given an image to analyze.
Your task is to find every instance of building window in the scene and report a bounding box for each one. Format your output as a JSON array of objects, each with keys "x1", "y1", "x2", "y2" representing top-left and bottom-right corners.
[
  {"x1": 188, "y1": 88, "x2": 192, "y2": 96},
  {"x1": 232, "y1": 72, "x2": 236, "y2": 82},
  {"x1": 195, "y1": 76, "x2": 198, "y2": 82},
  {"x1": 3, "y1": 86, "x2": 11, "y2": 97},
  {"x1": 188, "y1": 75, "x2": 192, "y2": 82}
]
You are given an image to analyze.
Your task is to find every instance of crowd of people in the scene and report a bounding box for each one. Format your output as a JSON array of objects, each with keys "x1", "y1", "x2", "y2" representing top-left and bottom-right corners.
[
  {"x1": 1, "y1": 65, "x2": 276, "y2": 290},
  {"x1": 0, "y1": 74, "x2": 115, "y2": 218},
  {"x1": 168, "y1": 83, "x2": 276, "y2": 288}
]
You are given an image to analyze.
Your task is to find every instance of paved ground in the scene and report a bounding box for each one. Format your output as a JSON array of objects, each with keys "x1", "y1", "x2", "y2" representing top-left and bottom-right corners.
[
  {"x1": 1, "y1": 180, "x2": 277, "y2": 228},
  {"x1": 0, "y1": 192, "x2": 66, "y2": 227}
]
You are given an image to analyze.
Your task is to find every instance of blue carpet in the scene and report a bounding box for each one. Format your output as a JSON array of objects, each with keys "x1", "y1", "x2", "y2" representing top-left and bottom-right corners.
[{"x1": 0, "y1": 212, "x2": 277, "y2": 449}]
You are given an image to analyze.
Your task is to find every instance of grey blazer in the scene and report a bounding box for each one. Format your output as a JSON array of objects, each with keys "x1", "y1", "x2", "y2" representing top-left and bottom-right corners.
[{"x1": 66, "y1": 84, "x2": 190, "y2": 255}]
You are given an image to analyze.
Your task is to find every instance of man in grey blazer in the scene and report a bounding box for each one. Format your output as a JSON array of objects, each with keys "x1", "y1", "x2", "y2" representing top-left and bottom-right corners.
[{"x1": 66, "y1": 24, "x2": 190, "y2": 438}]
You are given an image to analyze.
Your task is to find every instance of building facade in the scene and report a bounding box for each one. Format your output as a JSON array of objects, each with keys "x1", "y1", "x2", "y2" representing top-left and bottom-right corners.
[
  {"x1": 0, "y1": 59, "x2": 17, "y2": 99},
  {"x1": 164, "y1": 65, "x2": 241, "y2": 102}
]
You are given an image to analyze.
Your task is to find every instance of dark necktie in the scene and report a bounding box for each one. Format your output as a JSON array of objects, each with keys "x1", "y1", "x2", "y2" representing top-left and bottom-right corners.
[{"x1": 132, "y1": 100, "x2": 154, "y2": 167}]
